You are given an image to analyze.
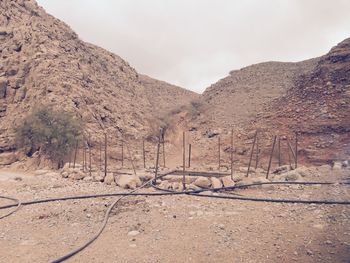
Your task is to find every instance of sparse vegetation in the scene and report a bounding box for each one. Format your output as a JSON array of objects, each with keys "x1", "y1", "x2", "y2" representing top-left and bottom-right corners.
[{"x1": 15, "y1": 105, "x2": 83, "y2": 168}]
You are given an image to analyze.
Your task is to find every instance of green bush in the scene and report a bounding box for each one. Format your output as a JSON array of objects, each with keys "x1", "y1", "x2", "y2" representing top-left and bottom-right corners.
[{"x1": 16, "y1": 105, "x2": 83, "y2": 168}]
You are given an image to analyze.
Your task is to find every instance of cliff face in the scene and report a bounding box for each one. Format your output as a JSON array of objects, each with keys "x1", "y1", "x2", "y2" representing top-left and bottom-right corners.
[
  {"x1": 258, "y1": 38, "x2": 350, "y2": 163},
  {"x1": 0, "y1": 0, "x2": 197, "y2": 154}
]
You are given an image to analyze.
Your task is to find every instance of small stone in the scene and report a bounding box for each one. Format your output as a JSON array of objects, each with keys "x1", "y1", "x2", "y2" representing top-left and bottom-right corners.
[{"x1": 127, "y1": 230, "x2": 140, "y2": 237}]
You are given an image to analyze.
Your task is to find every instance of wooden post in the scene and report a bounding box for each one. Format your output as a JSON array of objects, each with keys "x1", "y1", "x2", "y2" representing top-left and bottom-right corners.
[
  {"x1": 188, "y1": 144, "x2": 192, "y2": 168},
  {"x1": 230, "y1": 129, "x2": 234, "y2": 179},
  {"x1": 295, "y1": 132, "x2": 298, "y2": 169},
  {"x1": 154, "y1": 143, "x2": 160, "y2": 180},
  {"x1": 278, "y1": 136, "x2": 281, "y2": 167},
  {"x1": 246, "y1": 131, "x2": 258, "y2": 177},
  {"x1": 218, "y1": 136, "x2": 221, "y2": 171},
  {"x1": 182, "y1": 131, "x2": 186, "y2": 190},
  {"x1": 266, "y1": 135, "x2": 277, "y2": 179},
  {"x1": 142, "y1": 139, "x2": 146, "y2": 169},
  {"x1": 104, "y1": 133, "x2": 107, "y2": 179},
  {"x1": 73, "y1": 141, "x2": 78, "y2": 169}
]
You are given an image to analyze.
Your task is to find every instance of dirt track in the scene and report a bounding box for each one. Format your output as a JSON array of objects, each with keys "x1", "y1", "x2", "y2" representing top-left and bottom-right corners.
[{"x1": 0, "y1": 168, "x2": 350, "y2": 263}]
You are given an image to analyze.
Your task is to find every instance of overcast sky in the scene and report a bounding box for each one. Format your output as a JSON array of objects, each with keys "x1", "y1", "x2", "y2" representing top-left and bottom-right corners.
[{"x1": 37, "y1": 0, "x2": 350, "y2": 93}]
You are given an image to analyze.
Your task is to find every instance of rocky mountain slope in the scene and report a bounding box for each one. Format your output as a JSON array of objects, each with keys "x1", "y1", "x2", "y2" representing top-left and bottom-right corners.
[
  {"x1": 0, "y1": 0, "x2": 197, "y2": 157},
  {"x1": 256, "y1": 38, "x2": 350, "y2": 164},
  {"x1": 201, "y1": 58, "x2": 319, "y2": 129},
  {"x1": 186, "y1": 38, "x2": 350, "y2": 166}
]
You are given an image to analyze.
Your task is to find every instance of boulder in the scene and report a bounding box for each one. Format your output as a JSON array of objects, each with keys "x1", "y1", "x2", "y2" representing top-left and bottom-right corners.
[
  {"x1": 294, "y1": 166, "x2": 312, "y2": 177},
  {"x1": 138, "y1": 172, "x2": 154, "y2": 182},
  {"x1": 221, "y1": 176, "x2": 235, "y2": 187},
  {"x1": 279, "y1": 170, "x2": 303, "y2": 182},
  {"x1": 116, "y1": 174, "x2": 141, "y2": 189},
  {"x1": 69, "y1": 170, "x2": 86, "y2": 180},
  {"x1": 235, "y1": 177, "x2": 254, "y2": 187},
  {"x1": 210, "y1": 177, "x2": 223, "y2": 188},
  {"x1": 193, "y1": 176, "x2": 211, "y2": 188},
  {"x1": 333, "y1": 161, "x2": 343, "y2": 170},
  {"x1": 187, "y1": 183, "x2": 201, "y2": 191},
  {"x1": 104, "y1": 173, "x2": 115, "y2": 185},
  {"x1": 272, "y1": 165, "x2": 290, "y2": 174}
]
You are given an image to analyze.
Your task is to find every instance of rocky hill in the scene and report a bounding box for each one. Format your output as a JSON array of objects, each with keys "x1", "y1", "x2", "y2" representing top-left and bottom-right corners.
[
  {"x1": 257, "y1": 38, "x2": 350, "y2": 164},
  {"x1": 201, "y1": 58, "x2": 319, "y2": 129},
  {"x1": 0, "y1": 0, "x2": 197, "y2": 158},
  {"x1": 186, "y1": 38, "x2": 350, "y2": 166}
]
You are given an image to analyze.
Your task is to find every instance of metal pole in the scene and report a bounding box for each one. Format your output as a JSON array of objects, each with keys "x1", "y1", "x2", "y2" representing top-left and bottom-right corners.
[
  {"x1": 82, "y1": 141, "x2": 85, "y2": 172},
  {"x1": 188, "y1": 144, "x2": 192, "y2": 168},
  {"x1": 287, "y1": 140, "x2": 292, "y2": 169},
  {"x1": 182, "y1": 131, "x2": 186, "y2": 190},
  {"x1": 121, "y1": 140, "x2": 124, "y2": 167},
  {"x1": 266, "y1": 135, "x2": 277, "y2": 179},
  {"x1": 278, "y1": 136, "x2": 281, "y2": 167},
  {"x1": 89, "y1": 138, "x2": 92, "y2": 177},
  {"x1": 254, "y1": 135, "x2": 259, "y2": 170},
  {"x1": 230, "y1": 129, "x2": 233, "y2": 179},
  {"x1": 246, "y1": 131, "x2": 258, "y2": 177},
  {"x1": 154, "y1": 143, "x2": 160, "y2": 181},
  {"x1": 162, "y1": 141, "x2": 166, "y2": 168},
  {"x1": 295, "y1": 132, "x2": 298, "y2": 169},
  {"x1": 142, "y1": 139, "x2": 146, "y2": 169},
  {"x1": 104, "y1": 133, "x2": 107, "y2": 179},
  {"x1": 73, "y1": 141, "x2": 78, "y2": 169},
  {"x1": 125, "y1": 140, "x2": 137, "y2": 176},
  {"x1": 218, "y1": 136, "x2": 221, "y2": 171},
  {"x1": 287, "y1": 138, "x2": 296, "y2": 167},
  {"x1": 99, "y1": 140, "x2": 102, "y2": 171}
]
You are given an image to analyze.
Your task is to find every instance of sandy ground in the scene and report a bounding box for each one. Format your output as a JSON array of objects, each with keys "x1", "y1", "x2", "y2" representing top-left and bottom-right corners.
[{"x1": 0, "y1": 168, "x2": 350, "y2": 263}]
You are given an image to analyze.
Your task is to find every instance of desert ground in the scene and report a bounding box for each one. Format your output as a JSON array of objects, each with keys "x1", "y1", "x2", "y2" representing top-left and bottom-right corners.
[{"x1": 1, "y1": 165, "x2": 349, "y2": 263}]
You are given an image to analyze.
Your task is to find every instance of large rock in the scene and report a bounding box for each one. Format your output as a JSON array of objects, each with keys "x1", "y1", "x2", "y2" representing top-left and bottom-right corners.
[
  {"x1": 0, "y1": 152, "x2": 18, "y2": 165},
  {"x1": 272, "y1": 165, "x2": 290, "y2": 174},
  {"x1": 333, "y1": 162, "x2": 343, "y2": 170},
  {"x1": 193, "y1": 176, "x2": 211, "y2": 188},
  {"x1": 104, "y1": 173, "x2": 115, "y2": 185},
  {"x1": 116, "y1": 174, "x2": 142, "y2": 189},
  {"x1": 210, "y1": 177, "x2": 223, "y2": 188},
  {"x1": 69, "y1": 170, "x2": 86, "y2": 180},
  {"x1": 221, "y1": 176, "x2": 235, "y2": 187},
  {"x1": 278, "y1": 170, "x2": 303, "y2": 182}
]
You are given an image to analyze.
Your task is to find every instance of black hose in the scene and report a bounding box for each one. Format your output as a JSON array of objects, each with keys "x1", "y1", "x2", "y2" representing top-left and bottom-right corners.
[{"x1": 0, "y1": 195, "x2": 21, "y2": 219}]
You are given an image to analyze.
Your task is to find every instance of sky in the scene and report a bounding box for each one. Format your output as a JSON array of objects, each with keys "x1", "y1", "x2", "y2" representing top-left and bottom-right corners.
[{"x1": 36, "y1": 0, "x2": 350, "y2": 93}]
